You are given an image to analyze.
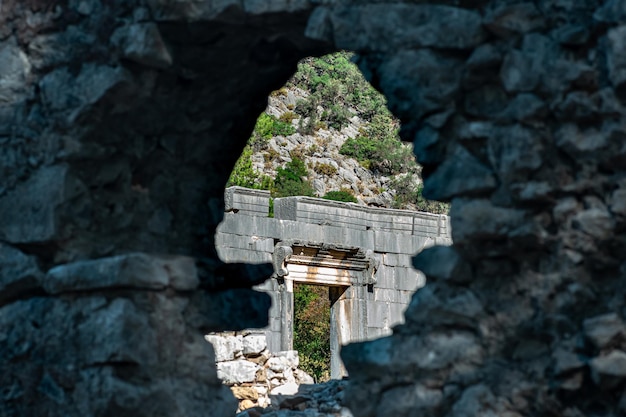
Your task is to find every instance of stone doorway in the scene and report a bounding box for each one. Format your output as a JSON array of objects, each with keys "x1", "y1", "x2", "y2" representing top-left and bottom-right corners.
[{"x1": 274, "y1": 242, "x2": 372, "y2": 379}]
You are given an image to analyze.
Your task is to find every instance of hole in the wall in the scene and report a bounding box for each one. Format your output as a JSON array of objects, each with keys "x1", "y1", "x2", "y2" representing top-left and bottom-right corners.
[{"x1": 212, "y1": 51, "x2": 451, "y2": 408}]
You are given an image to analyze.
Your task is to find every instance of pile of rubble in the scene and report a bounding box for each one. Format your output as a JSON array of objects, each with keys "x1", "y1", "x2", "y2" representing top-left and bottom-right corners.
[
  {"x1": 205, "y1": 332, "x2": 314, "y2": 412},
  {"x1": 237, "y1": 379, "x2": 353, "y2": 417}
]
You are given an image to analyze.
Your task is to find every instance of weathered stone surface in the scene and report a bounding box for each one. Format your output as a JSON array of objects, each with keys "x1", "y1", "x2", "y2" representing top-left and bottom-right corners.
[
  {"x1": 328, "y1": 4, "x2": 485, "y2": 51},
  {"x1": 0, "y1": 37, "x2": 31, "y2": 104},
  {"x1": 44, "y1": 253, "x2": 199, "y2": 293},
  {"x1": 0, "y1": 165, "x2": 71, "y2": 243},
  {"x1": 484, "y1": 3, "x2": 545, "y2": 37},
  {"x1": 205, "y1": 334, "x2": 244, "y2": 362},
  {"x1": 422, "y1": 146, "x2": 496, "y2": 201},
  {"x1": 583, "y1": 313, "x2": 626, "y2": 349},
  {"x1": 412, "y1": 245, "x2": 472, "y2": 284},
  {"x1": 0, "y1": 243, "x2": 43, "y2": 303},
  {"x1": 4, "y1": 1, "x2": 626, "y2": 416},
  {"x1": 243, "y1": 334, "x2": 267, "y2": 355},
  {"x1": 590, "y1": 350, "x2": 626, "y2": 388},
  {"x1": 606, "y1": 26, "x2": 626, "y2": 91},
  {"x1": 111, "y1": 23, "x2": 172, "y2": 69},
  {"x1": 218, "y1": 360, "x2": 261, "y2": 385}
]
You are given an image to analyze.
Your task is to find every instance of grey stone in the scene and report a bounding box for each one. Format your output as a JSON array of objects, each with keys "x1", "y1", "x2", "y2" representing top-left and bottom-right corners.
[
  {"x1": 552, "y1": 349, "x2": 585, "y2": 376},
  {"x1": 379, "y1": 49, "x2": 463, "y2": 123},
  {"x1": 44, "y1": 253, "x2": 198, "y2": 294},
  {"x1": 484, "y1": 3, "x2": 545, "y2": 37},
  {"x1": 487, "y1": 125, "x2": 544, "y2": 184},
  {"x1": 111, "y1": 23, "x2": 172, "y2": 68},
  {"x1": 77, "y1": 297, "x2": 158, "y2": 366},
  {"x1": 583, "y1": 313, "x2": 626, "y2": 349},
  {"x1": 0, "y1": 165, "x2": 71, "y2": 243},
  {"x1": 422, "y1": 145, "x2": 496, "y2": 201},
  {"x1": 412, "y1": 245, "x2": 472, "y2": 284},
  {"x1": 330, "y1": 4, "x2": 485, "y2": 51},
  {"x1": 500, "y1": 50, "x2": 540, "y2": 92},
  {"x1": 594, "y1": 0, "x2": 626, "y2": 23},
  {"x1": 451, "y1": 199, "x2": 526, "y2": 244},
  {"x1": 0, "y1": 37, "x2": 31, "y2": 104},
  {"x1": 590, "y1": 350, "x2": 626, "y2": 388},
  {"x1": 0, "y1": 243, "x2": 44, "y2": 303},
  {"x1": 610, "y1": 189, "x2": 626, "y2": 216},
  {"x1": 606, "y1": 26, "x2": 626, "y2": 91},
  {"x1": 572, "y1": 208, "x2": 615, "y2": 240},
  {"x1": 40, "y1": 64, "x2": 134, "y2": 122}
]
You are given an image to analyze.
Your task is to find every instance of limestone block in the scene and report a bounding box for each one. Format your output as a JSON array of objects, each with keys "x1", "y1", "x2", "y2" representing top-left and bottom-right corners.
[
  {"x1": 342, "y1": 228, "x2": 375, "y2": 249},
  {"x1": 217, "y1": 360, "x2": 260, "y2": 385},
  {"x1": 367, "y1": 301, "x2": 389, "y2": 329},
  {"x1": 393, "y1": 266, "x2": 426, "y2": 291},
  {"x1": 243, "y1": 334, "x2": 267, "y2": 356},
  {"x1": 388, "y1": 303, "x2": 408, "y2": 327},
  {"x1": 374, "y1": 288, "x2": 397, "y2": 303},
  {"x1": 205, "y1": 335, "x2": 243, "y2": 362},
  {"x1": 273, "y1": 351, "x2": 299, "y2": 369},
  {"x1": 44, "y1": 253, "x2": 198, "y2": 294},
  {"x1": 374, "y1": 230, "x2": 428, "y2": 254},
  {"x1": 231, "y1": 386, "x2": 258, "y2": 401},
  {"x1": 382, "y1": 253, "x2": 412, "y2": 267},
  {"x1": 270, "y1": 382, "x2": 299, "y2": 396},
  {"x1": 216, "y1": 233, "x2": 274, "y2": 253},
  {"x1": 376, "y1": 265, "x2": 395, "y2": 289},
  {"x1": 217, "y1": 247, "x2": 272, "y2": 264}
]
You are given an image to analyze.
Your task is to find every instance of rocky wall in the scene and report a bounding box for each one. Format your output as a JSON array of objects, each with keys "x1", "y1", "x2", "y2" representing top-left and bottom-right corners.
[
  {"x1": 205, "y1": 332, "x2": 314, "y2": 413},
  {"x1": 2, "y1": 0, "x2": 626, "y2": 416},
  {"x1": 307, "y1": 1, "x2": 626, "y2": 416}
]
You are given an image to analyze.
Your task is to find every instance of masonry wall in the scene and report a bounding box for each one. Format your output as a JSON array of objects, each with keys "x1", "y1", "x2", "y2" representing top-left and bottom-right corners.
[{"x1": 215, "y1": 186, "x2": 452, "y2": 351}]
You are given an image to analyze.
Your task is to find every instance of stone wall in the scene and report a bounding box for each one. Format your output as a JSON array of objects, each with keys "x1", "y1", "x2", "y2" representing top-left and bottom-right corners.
[
  {"x1": 216, "y1": 186, "x2": 451, "y2": 371},
  {"x1": 1, "y1": 1, "x2": 626, "y2": 416},
  {"x1": 205, "y1": 332, "x2": 313, "y2": 413}
]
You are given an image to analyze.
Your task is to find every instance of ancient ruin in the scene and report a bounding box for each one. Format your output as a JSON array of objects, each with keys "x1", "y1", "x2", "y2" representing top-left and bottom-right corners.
[
  {"x1": 2, "y1": 1, "x2": 626, "y2": 416},
  {"x1": 216, "y1": 186, "x2": 451, "y2": 379}
]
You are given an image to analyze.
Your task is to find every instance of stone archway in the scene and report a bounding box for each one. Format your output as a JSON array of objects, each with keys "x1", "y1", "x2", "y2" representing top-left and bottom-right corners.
[{"x1": 2, "y1": 1, "x2": 626, "y2": 417}]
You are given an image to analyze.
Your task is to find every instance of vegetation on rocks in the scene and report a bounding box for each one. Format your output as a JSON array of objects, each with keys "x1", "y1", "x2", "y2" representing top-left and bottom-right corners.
[{"x1": 228, "y1": 52, "x2": 448, "y2": 214}]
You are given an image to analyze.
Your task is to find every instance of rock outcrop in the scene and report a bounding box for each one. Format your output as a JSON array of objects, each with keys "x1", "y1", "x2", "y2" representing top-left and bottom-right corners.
[{"x1": 1, "y1": 1, "x2": 626, "y2": 417}]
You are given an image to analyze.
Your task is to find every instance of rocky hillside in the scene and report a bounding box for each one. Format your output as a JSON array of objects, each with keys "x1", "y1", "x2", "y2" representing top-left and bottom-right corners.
[{"x1": 228, "y1": 53, "x2": 448, "y2": 214}]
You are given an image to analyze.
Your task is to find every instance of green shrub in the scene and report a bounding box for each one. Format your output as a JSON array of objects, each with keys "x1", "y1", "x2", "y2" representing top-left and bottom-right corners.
[
  {"x1": 313, "y1": 162, "x2": 337, "y2": 176},
  {"x1": 273, "y1": 158, "x2": 315, "y2": 198},
  {"x1": 323, "y1": 189, "x2": 357, "y2": 203},
  {"x1": 279, "y1": 111, "x2": 298, "y2": 124},
  {"x1": 390, "y1": 174, "x2": 449, "y2": 213},
  {"x1": 254, "y1": 112, "x2": 296, "y2": 141}
]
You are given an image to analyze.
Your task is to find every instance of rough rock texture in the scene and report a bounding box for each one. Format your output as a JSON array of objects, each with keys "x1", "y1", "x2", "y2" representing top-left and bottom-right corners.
[
  {"x1": 2, "y1": 1, "x2": 626, "y2": 417},
  {"x1": 206, "y1": 332, "x2": 315, "y2": 412}
]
